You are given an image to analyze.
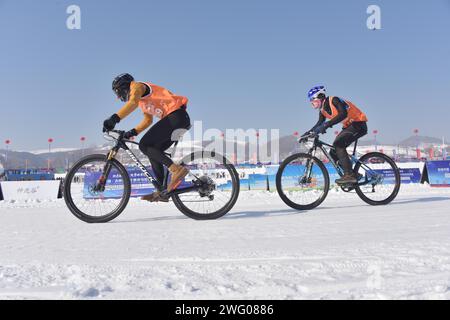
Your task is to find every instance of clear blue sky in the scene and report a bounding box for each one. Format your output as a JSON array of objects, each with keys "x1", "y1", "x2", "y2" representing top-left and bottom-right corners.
[{"x1": 1, "y1": 0, "x2": 449, "y2": 150}]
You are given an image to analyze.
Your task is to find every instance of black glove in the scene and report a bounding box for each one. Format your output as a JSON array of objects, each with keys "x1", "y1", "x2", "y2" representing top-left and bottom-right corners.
[
  {"x1": 123, "y1": 128, "x2": 138, "y2": 139},
  {"x1": 103, "y1": 114, "x2": 121, "y2": 132},
  {"x1": 313, "y1": 123, "x2": 329, "y2": 135}
]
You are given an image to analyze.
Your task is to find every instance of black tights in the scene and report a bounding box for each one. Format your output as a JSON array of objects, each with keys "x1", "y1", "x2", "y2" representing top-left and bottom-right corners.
[
  {"x1": 138, "y1": 108, "x2": 191, "y2": 188},
  {"x1": 331, "y1": 122, "x2": 368, "y2": 174}
]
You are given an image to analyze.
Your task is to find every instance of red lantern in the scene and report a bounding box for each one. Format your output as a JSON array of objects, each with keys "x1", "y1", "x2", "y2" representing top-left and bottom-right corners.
[
  {"x1": 373, "y1": 130, "x2": 378, "y2": 135},
  {"x1": 414, "y1": 129, "x2": 419, "y2": 135},
  {"x1": 80, "y1": 136, "x2": 86, "y2": 142},
  {"x1": 5, "y1": 139, "x2": 10, "y2": 145},
  {"x1": 293, "y1": 131, "x2": 299, "y2": 137},
  {"x1": 48, "y1": 138, "x2": 53, "y2": 144},
  {"x1": 256, "y1": 132, "x2": 260, "y2": 138}
]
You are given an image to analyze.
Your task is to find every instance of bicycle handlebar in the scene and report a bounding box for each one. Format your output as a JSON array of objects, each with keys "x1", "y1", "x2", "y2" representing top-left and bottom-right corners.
[
  {"x1": 109, "y1": 129, "x2": 125, "y2": 135},
  {"x1": 298, "y1": 132, "x2": 318, "y2": 143},
  {"x1": 103, "y1": 129, "x2": 139, "y2": 145},
  {"x1": 103, "y1": 129, "x2": 125, "y2": 142}
]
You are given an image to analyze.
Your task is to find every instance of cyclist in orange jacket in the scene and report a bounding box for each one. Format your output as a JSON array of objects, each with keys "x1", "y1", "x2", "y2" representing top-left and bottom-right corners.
[
  {"x1": 103, "y1": 73, "x2": 191, "y2": 202},
  {"x1": 305, "y1": 85, "x2": 368, "y2": 184}
]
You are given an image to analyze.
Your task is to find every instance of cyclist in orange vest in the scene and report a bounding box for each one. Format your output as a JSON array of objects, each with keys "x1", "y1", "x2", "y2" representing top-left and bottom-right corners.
[
  {"x1": 305, "y1": 86, "x2": 368, "y2": 184},
  {"x1": 103, "y1": 73, "x2": 191, "y2": 202}
]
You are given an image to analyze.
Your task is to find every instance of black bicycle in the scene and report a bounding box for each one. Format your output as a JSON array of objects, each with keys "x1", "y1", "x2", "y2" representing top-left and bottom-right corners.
[
  {"x1": 64, "y1": 130, "x2": 240, "y2": 223},
  {"x1": 276, "y1": 133, "x2": 401, "y2": 210}
]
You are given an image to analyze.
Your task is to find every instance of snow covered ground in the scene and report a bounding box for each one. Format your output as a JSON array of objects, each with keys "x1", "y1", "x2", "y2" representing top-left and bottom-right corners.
[{"x1": 0, "y1": 184, "x2": 450, "y2": 300}]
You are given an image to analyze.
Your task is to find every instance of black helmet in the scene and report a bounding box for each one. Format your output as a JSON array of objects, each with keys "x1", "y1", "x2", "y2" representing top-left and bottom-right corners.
[{"x1": 112, "y1": 73, "x2": 134, "y2": 102}]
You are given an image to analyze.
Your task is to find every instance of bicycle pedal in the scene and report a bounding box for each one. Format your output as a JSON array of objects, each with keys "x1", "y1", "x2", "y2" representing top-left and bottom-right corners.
[
  {"x1": 159, "y1": 190, "x2": 169, "y2": 197},
  {"x1": 142, "y1": 191, "x2": 170, "y2": 203},
  {"x1": 336, "y1": 181, "x2": 357, "y2": 186}
]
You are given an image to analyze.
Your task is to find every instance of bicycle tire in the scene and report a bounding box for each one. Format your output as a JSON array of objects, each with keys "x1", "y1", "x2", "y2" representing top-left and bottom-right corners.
[
  {"x1": 171, "y1": 151, "x2": 240, "y2": 220},
  {"x1": 276, "y1": 153, "x2": 330, "y2": 210},
  {"x1": 63, "y1": 154, "x2": 131, "y2": 223},
  {"x1": 354, "y1": 152, "x2": 401, "y2": 206}
]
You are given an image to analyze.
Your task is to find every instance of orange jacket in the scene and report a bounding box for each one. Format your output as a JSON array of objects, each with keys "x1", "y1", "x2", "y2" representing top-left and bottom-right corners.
[
  {"x1": 116, "y1": 82, "x2": 188, "y2": 134},
  {"x1": 138, "y1": 82, "x2": 188, "y2": 119},
  {"x1": 321, "y1": 96, "x2": 368, "y2": 128}
]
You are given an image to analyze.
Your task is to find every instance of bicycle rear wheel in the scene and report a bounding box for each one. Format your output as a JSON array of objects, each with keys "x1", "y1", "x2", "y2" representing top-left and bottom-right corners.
[
  {"x1": 63, "y1": 154, "x2": 131, "y2": 223},
  {"x1": 354, "y1": 152, "x2": 401, "y2": 206},
  {"x1": 171, "y1": 151, "x2": 240, "y2": 220},
  {"x1": 276, "y1": 153, "x2": 330, "y2": 210}
]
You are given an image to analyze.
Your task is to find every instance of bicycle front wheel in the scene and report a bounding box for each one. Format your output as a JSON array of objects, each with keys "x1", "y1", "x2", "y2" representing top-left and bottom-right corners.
[
  {"x1": 276, "y1": 153, "x2": 330, "y2": 210},
  {"x1": 354, "y1": 152, "x2": 401, "y2": 206},
  {"x1": 63, "y1": 154, "x2": 131, "y2": 223},
  {"x1": 171, "y1": 151, "x2": 240, "y2": 220}
]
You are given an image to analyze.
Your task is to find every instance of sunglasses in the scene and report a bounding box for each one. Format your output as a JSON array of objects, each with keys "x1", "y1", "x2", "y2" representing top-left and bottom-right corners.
[{"x1": 114, "y1": 87, "x2": 129, "y2": 102}]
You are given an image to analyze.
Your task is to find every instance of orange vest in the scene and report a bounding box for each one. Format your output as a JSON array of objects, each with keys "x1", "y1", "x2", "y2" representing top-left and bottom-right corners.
[
  {"x1": 321, "y1": 96, "x2": 368, "y2": 128},
  {"x1": 138, "y1": 82, "x2": 188, "y2": 119}
]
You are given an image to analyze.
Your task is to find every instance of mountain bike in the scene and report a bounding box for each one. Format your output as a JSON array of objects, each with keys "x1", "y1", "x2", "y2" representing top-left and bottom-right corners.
[
  {"x1": 276, "y1": 133, "x2": 401, "y2": 210},
  {"x1": 64, "y1": 130, "x2": 240, "y2": 223}
]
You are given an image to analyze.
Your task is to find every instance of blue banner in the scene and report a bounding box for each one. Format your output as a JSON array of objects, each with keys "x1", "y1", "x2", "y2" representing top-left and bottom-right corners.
[
  {"x1": 83, "y1": 167, "x2": 194, "y2": 199},
  {"x1": 5, "y1": 170, "x2": 54, "y2": 181},
  {"x1": 263, "y1": 166, "x2": 278, "y2": 191},
  {"x1": 266, "y1": 163, "x2": 422, "y2": 190},
  {"x1": 268, "y1": 174, "x2": 277, "y2": 192},
  {"x1": 325, "y1": 163, "x2": 341, "y2": 185},
  {"x1": 218, "y1": 177, "x2": 249, "y2": 191},
  {"x1": 368, "y1": 168, "x2": 421, "y2": 184},
  {"x1": 399, "y1": 168, "x2": 422, "y2": 184},
  {"x1": 83, "y1": 167, "x2": 240, "y2": 199},
  {"x1": 424, "y1": 161, "x2": 450, "y2": 187},
  {"x1": 275, "y1": 163, "x2": 327, "y2": 191},
  {"x1": 248, "y1": 174, "x2": 268, "y2": 191}
]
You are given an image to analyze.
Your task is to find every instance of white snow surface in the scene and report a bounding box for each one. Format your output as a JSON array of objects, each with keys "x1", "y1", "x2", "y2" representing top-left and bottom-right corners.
[{"x1": 0, "y1": 184, "x2": 450, "y2": 300}]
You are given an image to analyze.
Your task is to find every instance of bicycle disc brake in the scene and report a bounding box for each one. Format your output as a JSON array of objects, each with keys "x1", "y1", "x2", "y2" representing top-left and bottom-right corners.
[
  {"x1": 92, "y1": 175, "x2": 107, "y2": 192},
  {"x1": 299, "y1": 176, "x2": 312, "y2": 184}
]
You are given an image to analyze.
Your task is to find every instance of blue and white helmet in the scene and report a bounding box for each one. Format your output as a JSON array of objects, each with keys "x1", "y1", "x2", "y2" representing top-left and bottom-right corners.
[{"x1": 307, "y1": 85, "x2": 326, "y2": 101}]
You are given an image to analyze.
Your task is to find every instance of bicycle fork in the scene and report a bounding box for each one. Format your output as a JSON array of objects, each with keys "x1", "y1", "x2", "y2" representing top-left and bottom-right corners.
[
  {"x1": 301, "y1": 148, "x2": 317, "y2": 184},
  {"x1": 93, "y1": 150, "x2": 117, "y2": 192}
]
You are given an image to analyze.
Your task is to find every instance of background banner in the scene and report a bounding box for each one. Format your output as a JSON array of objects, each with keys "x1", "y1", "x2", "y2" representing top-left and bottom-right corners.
[
  {"x1": 248, "y1": 174, "x2": 269, "y2": 191},
  {"x1": 253, "y1": 163, "x2": 423, "y2": 192},
  {"x1": 422, "y1": 161, "x2": 450, "y2": 187},
  {"x1": 82, "y1": 167, "x2": 231, "y2": 198},
  {"x1": 0, "y1": 181, "x2": 61, "y2": 200},
  {"x1": 398, "y1": 168, "x2": 422, "y2": 184}
]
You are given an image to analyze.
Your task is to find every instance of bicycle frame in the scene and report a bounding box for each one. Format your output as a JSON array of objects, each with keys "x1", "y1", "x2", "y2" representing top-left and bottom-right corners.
[
  {"x1": 302, "y1": 136, "x2": 381, "y2": 186},
  {"x1": 102, "y1": 131, "x2": 201, "y2": 197}
]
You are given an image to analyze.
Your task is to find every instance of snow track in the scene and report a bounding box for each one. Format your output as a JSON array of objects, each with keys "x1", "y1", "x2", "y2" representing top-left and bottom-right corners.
[{"x1": 0, "y1": 185, "x2": 449, "y2": 299}]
